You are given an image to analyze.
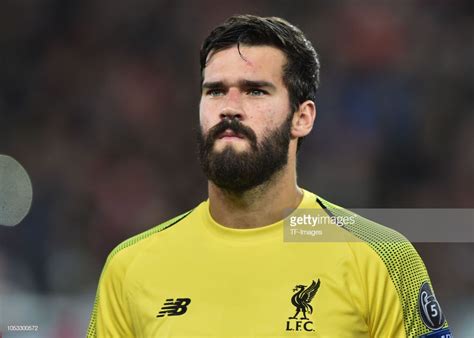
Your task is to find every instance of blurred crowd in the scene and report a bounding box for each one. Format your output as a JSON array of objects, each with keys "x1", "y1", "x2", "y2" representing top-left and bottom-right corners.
[{"x1": 0, "y1": 0, "x2": 472, "y2": 335}]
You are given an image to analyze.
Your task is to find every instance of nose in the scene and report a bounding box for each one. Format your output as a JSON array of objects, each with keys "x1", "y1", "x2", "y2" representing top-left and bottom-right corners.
[
  {"x1": 219, "y1": 88, "x2": 245, "y2": 121},
  {"x1": 219, "y1": 108, "x2": 243, "y2": 122}
]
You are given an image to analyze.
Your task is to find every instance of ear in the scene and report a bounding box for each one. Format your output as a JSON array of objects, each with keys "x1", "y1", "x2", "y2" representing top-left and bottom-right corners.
[{"x1": 291, "y1": 100, "x2": 316, "y2": 138}]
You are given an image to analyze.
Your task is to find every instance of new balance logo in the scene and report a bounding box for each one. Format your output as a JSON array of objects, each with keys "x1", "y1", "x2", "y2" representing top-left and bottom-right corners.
[{"x1": 156, "y1": 298, "x2": 191, "y2": 317}]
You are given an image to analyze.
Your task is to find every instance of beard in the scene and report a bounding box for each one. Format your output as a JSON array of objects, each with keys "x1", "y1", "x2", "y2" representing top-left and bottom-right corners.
[{"x1": 197, "y1": 113, "x2": 293, "y2": 193}]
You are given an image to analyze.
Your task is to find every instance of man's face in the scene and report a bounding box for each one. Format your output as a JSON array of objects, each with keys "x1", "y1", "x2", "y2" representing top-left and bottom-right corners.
[{"x1": 198, "y1": 45, "x2": 294, "y2": 192}]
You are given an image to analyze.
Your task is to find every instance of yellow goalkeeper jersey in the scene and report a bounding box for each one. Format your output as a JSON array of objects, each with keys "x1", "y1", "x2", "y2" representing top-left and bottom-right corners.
[{"x1": 87, "y1": 189, "x2": 450, "y2": 337}]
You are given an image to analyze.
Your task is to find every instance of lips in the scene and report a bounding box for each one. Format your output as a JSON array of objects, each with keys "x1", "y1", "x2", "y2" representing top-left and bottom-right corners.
[{"x1": 218, "y1": 129, "x2": 244, "y2": 139}]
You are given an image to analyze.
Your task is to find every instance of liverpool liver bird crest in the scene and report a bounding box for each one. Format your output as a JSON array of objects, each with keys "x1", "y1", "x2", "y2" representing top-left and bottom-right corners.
[{"x1": 289, "y1": 279, "x2": 321, "y2": 320}]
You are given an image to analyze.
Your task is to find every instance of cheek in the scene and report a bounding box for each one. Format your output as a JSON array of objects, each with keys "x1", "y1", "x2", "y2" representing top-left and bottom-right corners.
[
  {"x1": 251, "y1": 101, "x2": 285, "y2": 127},
  {"x1": 199, "y1": 99, "x2": 213, "y2": 130}
]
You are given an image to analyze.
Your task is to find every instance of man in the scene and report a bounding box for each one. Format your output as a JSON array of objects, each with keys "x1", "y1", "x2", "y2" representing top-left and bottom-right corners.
[{"x1": 87, "y1": 15, "x2": 451, "y2": 337}]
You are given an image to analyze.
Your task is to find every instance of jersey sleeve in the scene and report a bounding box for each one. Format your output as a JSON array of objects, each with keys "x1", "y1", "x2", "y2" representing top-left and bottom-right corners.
[
  {"x1": 319, "y1": 198, "x2": 452, "y2": 338},
  {"x1": 359, "y1": 239, "x2": 451, "y2": 338},
  {"x1": 87, "y1": 250, "x2": 134, "y2": 338},
  {"x1": 357, "y1": 243, "x2": 406, "y2": 337}
]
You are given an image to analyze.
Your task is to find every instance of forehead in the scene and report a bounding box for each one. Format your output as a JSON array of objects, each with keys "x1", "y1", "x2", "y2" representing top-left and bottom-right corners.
[{"x1": 203, "y1": 45, "x2": 287, "y2": 85}]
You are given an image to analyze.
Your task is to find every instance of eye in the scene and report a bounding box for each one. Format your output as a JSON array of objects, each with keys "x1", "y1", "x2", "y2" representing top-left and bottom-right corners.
[
  {"x1": 247, "y1": 89, "x2": 267, "y2": 96},
  {"x1": 206, "y1": 89, "x2": 225, "y2": 97}
]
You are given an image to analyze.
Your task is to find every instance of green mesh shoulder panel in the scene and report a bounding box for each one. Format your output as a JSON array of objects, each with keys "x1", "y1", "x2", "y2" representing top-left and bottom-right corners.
[
  {"x1": 86, "y1": 209, "x2": 193, "y2": 338},
  {"x1": 316, "y1": 196, "x2": 448, "y2": 337}
]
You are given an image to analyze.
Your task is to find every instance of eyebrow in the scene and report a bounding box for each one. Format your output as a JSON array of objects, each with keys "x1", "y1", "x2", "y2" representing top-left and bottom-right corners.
[{"x1": 202, "y1": 80, "x2": 277, "y2": 91}]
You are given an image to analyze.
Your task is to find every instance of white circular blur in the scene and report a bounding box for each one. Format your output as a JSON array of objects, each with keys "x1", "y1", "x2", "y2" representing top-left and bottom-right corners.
[{"x1": 0, "y1": 154, "x2": 33, "y2": 226}]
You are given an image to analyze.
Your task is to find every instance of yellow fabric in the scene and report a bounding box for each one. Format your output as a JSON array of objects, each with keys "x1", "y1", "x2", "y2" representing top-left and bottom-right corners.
[{"x1": 87, "y1": 189, "x2": 447, "y2": 337}]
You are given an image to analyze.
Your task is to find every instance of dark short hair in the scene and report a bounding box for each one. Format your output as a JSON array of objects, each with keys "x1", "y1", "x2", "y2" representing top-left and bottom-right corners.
[{"x1": 200, "y1": 14, "x2": 320, "y2": 151}]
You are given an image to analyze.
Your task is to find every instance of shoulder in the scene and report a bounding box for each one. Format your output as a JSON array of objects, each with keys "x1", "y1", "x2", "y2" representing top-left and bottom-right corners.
[
  {"x1": 316, "y1": 195, "x2": 410, "y2": 244},
  {"x1": 316, "y1": 194, "x2": 428, "y2": 297},
  {"x1": 103, "y1": 209, "x2": 195, "y2": 272},
  {"x1": 315, "y1": 195, "x2": 422, "y2": 268}
]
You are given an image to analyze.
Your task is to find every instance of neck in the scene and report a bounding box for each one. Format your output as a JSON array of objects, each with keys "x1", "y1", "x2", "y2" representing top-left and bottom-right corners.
[{"x1": 208, "y1": 158, "x2": 303, "y2": 229}]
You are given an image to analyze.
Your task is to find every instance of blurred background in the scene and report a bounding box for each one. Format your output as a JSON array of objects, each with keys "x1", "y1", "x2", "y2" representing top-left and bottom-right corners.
[{"x1": 0, "y1": 0, "x2": 472, "y2": 336}]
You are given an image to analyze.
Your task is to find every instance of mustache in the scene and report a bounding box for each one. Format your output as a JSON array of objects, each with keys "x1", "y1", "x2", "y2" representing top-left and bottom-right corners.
[{"x1": 206, "y1": 118, "x2": 258, "y2": 145}]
